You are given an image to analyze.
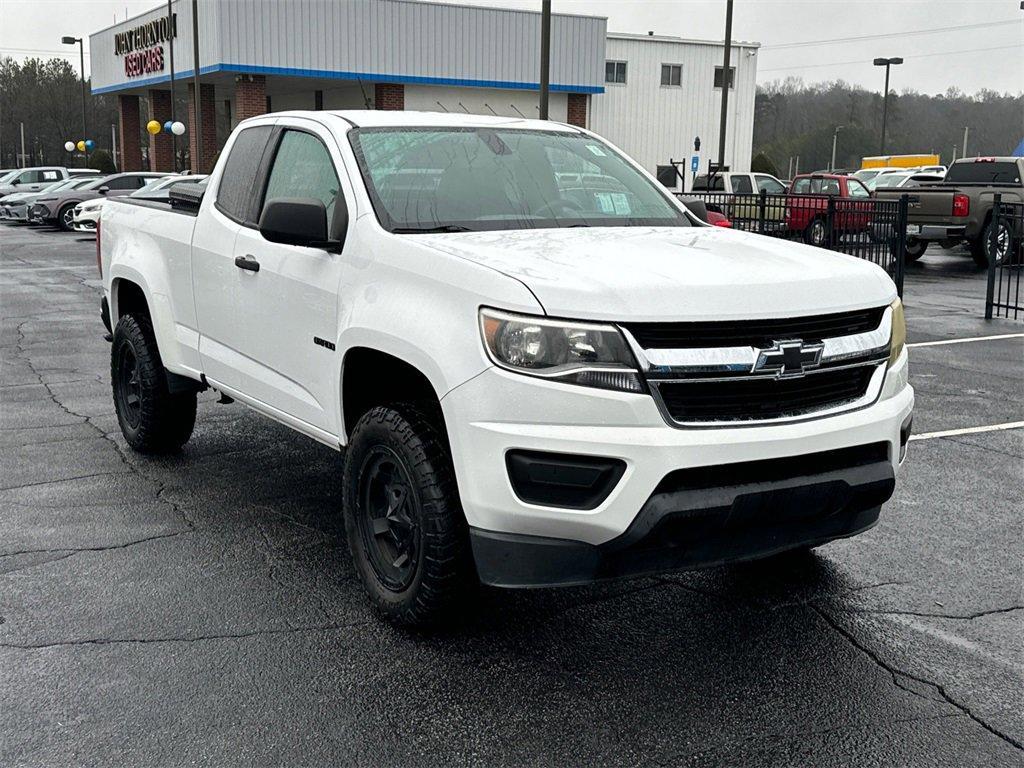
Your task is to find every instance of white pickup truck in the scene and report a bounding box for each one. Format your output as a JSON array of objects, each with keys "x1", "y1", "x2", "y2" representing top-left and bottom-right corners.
[{"x1": 100, "y1": 111, "x2": 913, "y2": 626}]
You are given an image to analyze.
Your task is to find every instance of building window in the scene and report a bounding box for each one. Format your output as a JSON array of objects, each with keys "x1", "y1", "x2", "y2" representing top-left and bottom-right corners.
[
  {"x1": 714, "y1": 66, "x2": 735, "y2": 89},
  {"x1": 605, "y1": 60, "x2": 627, "y2": 84},
  {"x1": 660, "y1": 64, "x2": 682, "y2": 87}
]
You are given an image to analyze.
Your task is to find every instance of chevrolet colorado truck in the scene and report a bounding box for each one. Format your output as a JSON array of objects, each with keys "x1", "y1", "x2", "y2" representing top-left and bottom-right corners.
[
  {"x1": 99, "y1": 111, "x2": 913, "y2": 626},
  {"x1": 875, "y1": 157, "x2": 1024, "y2": 264}
]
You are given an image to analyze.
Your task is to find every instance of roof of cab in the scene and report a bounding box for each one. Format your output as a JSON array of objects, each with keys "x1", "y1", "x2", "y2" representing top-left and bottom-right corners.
[{"x1": 262, "y1": 109, "x2": 582, "y2": 132}]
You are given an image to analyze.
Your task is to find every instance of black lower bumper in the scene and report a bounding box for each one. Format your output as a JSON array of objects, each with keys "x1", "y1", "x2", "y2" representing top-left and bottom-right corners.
[{"x1": 470, "y1": 446, "x2": 895, "y2": 588}]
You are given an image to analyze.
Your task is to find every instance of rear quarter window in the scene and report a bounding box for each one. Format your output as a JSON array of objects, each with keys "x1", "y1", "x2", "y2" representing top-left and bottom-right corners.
[{"x1": 216, "y1": 125, "x2": 274, "y2": 224}]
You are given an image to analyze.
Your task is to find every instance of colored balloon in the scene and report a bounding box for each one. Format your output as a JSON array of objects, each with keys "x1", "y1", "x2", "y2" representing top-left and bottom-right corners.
[
  {"x1": 84, "y1": 139, "x2": 95, "y2": 151},
  {"x1": 146, "y1": 120, "x2": 161, "y2": 135},
  {"x1": 170, "y1": 121, "x2": 186, "y2": 136},
  {"x1": 163, "y1": 121, "x2": 173, "y2": 133},
  {"x1": 64, "y1": 141, "x2": 75, "y2": 152},
  {"x1": 76, "y1": 140, "x2": 86, "y2": 152}
]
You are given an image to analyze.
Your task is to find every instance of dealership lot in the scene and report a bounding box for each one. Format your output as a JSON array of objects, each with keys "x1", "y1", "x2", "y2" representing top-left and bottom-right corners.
[{"x1": 1, "y1": 226, "x2": 1021, "y2": 766}]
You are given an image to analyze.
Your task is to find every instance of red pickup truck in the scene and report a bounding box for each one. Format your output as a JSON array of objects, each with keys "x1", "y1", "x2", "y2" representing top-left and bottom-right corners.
[{"x1": 786, "y1": 174, "x2": 873, "y2": 246}]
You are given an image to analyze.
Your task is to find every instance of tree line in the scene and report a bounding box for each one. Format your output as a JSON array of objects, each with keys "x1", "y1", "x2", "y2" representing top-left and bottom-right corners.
[{"x1": 752, "y1": 78, "x2": 1023, "y2": 176}]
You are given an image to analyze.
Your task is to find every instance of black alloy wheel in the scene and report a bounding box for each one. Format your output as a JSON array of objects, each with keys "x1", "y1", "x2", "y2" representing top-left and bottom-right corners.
[
  {"x1": 114, "y1": 342, "x2": 143, "y2": 430},
  {"x1": 355, "y1": 446, "x2": 421, "y2": 592}
]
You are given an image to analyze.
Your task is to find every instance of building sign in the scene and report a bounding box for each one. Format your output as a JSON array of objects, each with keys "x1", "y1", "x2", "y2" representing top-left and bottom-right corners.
[{"x1": 114, "y1": 14, "x2": 177, "y2": 78}]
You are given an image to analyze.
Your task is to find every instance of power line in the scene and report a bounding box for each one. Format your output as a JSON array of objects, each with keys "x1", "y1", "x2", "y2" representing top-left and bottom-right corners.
[
  {"x1": 760, "y1": 43, "x2": 1022, "y2": 73},
  {"x1": 0, "y1": 47, "x2": 91, "y2": 57},
  {"x1": 761, "y1": 19, "x2": 1020, "y2": 51}
]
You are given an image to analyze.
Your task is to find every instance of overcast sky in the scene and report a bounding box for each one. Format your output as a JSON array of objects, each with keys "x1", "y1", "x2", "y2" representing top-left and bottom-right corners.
[{"x1": 2, "y1": 0, "x2": 1021, "y2": 94}]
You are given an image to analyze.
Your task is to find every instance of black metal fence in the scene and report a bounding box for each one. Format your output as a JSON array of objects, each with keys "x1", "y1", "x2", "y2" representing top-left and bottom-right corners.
[
  {"x1": 680, "y1": 190, "x2": 908, "y2": 296},
  {"x1": 985, "y1": 194, "x2": 1023, "y2": 321}
]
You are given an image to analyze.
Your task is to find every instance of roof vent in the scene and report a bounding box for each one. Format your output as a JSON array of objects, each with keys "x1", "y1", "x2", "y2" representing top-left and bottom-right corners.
[{"x1": 648, "y1": 30, "x2": 654, "y2": 36}]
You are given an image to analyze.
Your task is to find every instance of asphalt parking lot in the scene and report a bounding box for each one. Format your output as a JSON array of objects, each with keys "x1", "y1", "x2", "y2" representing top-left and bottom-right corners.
[{"x1": 1, "y1": 224, "x2": 1021, "y2": 767}]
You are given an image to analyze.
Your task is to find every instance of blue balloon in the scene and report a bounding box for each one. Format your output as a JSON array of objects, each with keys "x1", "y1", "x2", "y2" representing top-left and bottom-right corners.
[
  {"x1": 163, "y1": 121, "x2": 174, "y2": 133},
  {"x1": 84, "y1": 139, "x2": 95, "y2": 151}
]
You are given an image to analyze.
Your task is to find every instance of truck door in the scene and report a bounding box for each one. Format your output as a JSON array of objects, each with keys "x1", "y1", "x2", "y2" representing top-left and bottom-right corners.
[{"x1": 221, "y1": 121, "x2": 350, "y2": 438}]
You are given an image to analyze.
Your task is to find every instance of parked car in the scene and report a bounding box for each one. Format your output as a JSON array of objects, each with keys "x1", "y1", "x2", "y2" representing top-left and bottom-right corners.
[
  {"x1": 852, "y1": 167, "x2": 902, "y2": 184},
  {"x1": 691, "y1": 171, "x2": 787, "y2": 228},
  {"x1": 874, "y1": 156, "x2": 1024, "y2": 265},
  {"x1": 0, "y1": 177, "x2": 98, "y2": 222},
  {"x1": 0, "y1": 166, "x2": 98, "y2": 196},
  {"x1": 99, "y1": 111, "x2": 912, "y2": 627},
  {"x1": 867, "y1": 171, "x2": 945, "y2": 192},
  {"x1": 786, "y1": 173, "x2": 873, "y2": 246},
  {"x1": 30, "y1": 172, "x2": 166, "y2": 230},
  {"x1": 72, "y1": 175, "x2": 207, "y2": 233}
]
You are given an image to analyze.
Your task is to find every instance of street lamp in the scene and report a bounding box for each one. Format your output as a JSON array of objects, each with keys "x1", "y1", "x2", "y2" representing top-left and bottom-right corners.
[
  {"x1": 873, "y1": 57, "x2": 903, "y2": 156},
  {"x1": 830, "y1": 125, "x2": 844, "y2": 171},
  {"x1": 61, "y1": 36, "x2": 87, "y2": 158}
]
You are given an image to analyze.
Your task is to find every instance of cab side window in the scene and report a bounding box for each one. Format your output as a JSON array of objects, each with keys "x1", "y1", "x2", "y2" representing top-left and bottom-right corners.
[
  {"x1": 261, "y1": 130, "x2": 342, "y2": 230},
  {"x1": 756, "y1": 175, "x2": 785, "y2": 194},
  {"x1": 731, "y1": 175, "x2": 753, "y2": 194},
  {"x1": 792, "y1": 178, "x2": 810, "y2": 194},
  {"x1": 107, "y1": 176, "x2": 141, "y2": 190},
  {"x1": 847, "y1": 179, "x2": 870, "y2": 198}
]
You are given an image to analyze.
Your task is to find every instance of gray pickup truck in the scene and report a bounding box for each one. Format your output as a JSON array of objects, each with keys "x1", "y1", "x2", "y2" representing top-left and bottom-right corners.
[{"x1": 875, "y1": 157, "x2": 1023, "y2": 265}]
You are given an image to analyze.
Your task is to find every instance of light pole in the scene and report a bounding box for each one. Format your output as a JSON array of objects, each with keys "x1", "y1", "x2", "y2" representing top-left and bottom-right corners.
[
  {"x1": 830, "y1": 125, "x2": 843, "y2": 171},
  {"x1": 873, "y1": 57, "x2": 902, "y2": 156},
  {"x1": 61, "y1": 36, "x2": 87, "y2": 160},
  {"x1": 538, "y1": 0, "x2": 551, "y2": 119},
  {"x1": 717, "y1": 0, "x2": 734, "y2": 172}
]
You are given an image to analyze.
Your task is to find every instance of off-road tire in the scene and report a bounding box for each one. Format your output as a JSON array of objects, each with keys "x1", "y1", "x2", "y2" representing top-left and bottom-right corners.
[
  {"x1": 342, "y1": 403, "x2": 474, "y2": 628},
  {"x1": 111, "y1": 313, "x2": 197, "y2": 453}
]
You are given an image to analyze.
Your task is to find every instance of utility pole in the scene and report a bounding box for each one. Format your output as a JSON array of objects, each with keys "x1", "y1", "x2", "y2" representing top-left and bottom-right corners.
[
  {"x1": 61, "y1": 36, "x2": 88, "y2": 162},
  {"x1": 111, "y1": 124, "x2": 118, "y2": 170},
  {"x1": 717, "y1": 0, "x2": 734, "y2": 171},
  {"x1": 962, "y1": 126, "x2": 969, "y2": 159},
  {"x1": 167, "y1": 0, "x2": 178, "y2": 171},
  {"x1": 873, "y1": 57, "x2": 903, "y2": 156},
  {"x1": 20, "y1": 122, "x2": 26, "y2": 168},
  {"x1": 538, "y1": 0, "x2": 551, "y2": 119},
  {"x1": 192, "y1": 0, "x2": 203, "y2": 172},
  {"x1": 830, "y1": 125, "x2": 843, "y2": 171}
]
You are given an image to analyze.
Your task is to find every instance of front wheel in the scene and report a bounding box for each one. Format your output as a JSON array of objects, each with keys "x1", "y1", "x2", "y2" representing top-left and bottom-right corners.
[
  {"x1": 111, "y1": 314, "x2": 197, "y2": 453},
  {"x1": 342, "y1": 404, "x2": 474, "y2": 627}
]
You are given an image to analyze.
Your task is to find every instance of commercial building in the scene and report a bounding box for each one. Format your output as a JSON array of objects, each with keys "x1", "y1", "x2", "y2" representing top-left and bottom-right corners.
[{"x1": 90, "y1": 0, "x2": 757, "y2": 180}]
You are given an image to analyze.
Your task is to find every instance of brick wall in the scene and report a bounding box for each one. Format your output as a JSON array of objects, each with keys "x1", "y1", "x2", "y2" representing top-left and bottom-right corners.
[
  {"x1": 187, "y1": 82, "x2": 217, "y2": 174},
  {"x1": 566, "y1": 93, "x2": 587, "y2": 128},
  {"x1": 147, "y1": 89, "x2": 174, "y2": 172},
  {"x1": 235, "y1": 75, "x2": 267, "y2": 121},
  {"x1": 117, "y1": 95, "x2": 143, "y2": 172},
  {"x1": 374, "y1": 83, "x2": 405, "y2": 110}
]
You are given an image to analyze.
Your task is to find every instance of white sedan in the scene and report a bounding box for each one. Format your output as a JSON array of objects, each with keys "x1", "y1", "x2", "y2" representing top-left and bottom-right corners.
[{"x1": 72, "y1": 174, "x2": 206, "y2": 235}]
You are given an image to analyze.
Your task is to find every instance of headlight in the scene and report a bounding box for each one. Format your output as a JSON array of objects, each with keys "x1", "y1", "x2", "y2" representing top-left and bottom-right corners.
[
  {"x1": 479, "y1": 308, "x2": 644, "y2": 393},
  {"x1": 888, "y1": 297, "x2": 905, "y2": 368}
]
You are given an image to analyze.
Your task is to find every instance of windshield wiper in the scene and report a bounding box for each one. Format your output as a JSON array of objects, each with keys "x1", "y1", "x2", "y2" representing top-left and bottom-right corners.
[{"x1": 391, "y1": 225, "x2": 475, "y2": 234}]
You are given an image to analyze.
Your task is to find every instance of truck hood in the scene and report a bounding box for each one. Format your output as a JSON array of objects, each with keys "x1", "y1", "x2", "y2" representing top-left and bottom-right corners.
[{"x1": 417, "y1": 226, "x2": 896, "y2": 321}]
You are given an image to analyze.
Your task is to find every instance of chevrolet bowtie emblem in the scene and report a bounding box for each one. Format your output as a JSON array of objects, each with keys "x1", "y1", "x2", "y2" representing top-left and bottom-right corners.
[{"x1": 753, "y1": 340, "x2": 824, "y2": 379}]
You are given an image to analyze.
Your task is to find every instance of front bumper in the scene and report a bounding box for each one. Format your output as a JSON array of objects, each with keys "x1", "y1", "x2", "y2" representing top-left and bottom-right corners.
[{"x1": 443, "y1": 351, "x2": 913, "y2": 586}]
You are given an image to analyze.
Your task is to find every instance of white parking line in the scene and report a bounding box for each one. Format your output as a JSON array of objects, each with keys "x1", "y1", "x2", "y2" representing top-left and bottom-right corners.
[
  {"x1": 910, "y1": 421, "x2": 1024, "y2": 441},
  {"x1": 908, "y1": 333, "x2": 1024, "y2": 348}
]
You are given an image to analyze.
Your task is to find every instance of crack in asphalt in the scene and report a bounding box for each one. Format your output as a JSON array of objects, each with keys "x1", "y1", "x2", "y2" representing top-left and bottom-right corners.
[
  {"x1": 938, "y1": 434, "x2": 1024, "y2": 460},
  {"x1": 844, "y1": 606, "x2": 1024, "y2": 621},
  {"x1": 811, "y1": 604, "x2": 1023, "y2": 752},
  {"x1": 0, "y1": 619, "x2": 374, "y2": 651},
  {"x1": 0, "y1": 529, "x2": 196, "y2": 561}
]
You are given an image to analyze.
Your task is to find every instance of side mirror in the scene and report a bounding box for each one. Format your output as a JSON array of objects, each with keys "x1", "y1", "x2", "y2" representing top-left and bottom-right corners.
[
  {"x1": 10, "y1": 179, "x2": 19, "y2": 186},
  {"x1": 679, "y1": 197, "x2": 709, "y2": 223},
  {"x1": 98, "y1": 186, "x2": 110, "y2": 195},
  {"x1": 259, "y1": 198, "x2": 340, "y2": 249}
]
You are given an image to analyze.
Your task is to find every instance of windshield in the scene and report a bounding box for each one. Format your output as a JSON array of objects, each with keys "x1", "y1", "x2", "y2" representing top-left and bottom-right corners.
[
  {"x1": 0, "y1": 170, "x2": 20, "y2": 184},
  {"x1": 854, "y1": 170, "x2": 881, "y2": 182},
  {"x1": 945, "y1": 161, "x2": 1021, "y2": 185},
  {"x1": 349, "y1": 127, "x2": 690, "y2": 232},
  {"x1": 871, "y1": 173, "x2": 911, "y2": 190}
]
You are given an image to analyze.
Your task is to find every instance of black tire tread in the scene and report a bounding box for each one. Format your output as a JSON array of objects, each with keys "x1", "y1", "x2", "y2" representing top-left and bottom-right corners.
[
  {"x1": 342, "y1": 402, "x2": 474, "y2": 628},
  {"x1": 111, "y1": 313, "x2": 196, "y2": 454}
]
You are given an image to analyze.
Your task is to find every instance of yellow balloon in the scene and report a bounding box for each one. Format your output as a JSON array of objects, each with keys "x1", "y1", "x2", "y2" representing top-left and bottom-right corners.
[
  {"x1": 146, "y1": 120, "x2": 161, "y2": 135},
  {"x1": 76, "y1": 140, "x2": 86, "y2": 152}
]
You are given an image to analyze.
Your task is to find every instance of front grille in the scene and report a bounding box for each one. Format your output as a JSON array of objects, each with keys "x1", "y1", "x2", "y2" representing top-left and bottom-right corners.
[
  {"x1": 624, "y1": 306, "x2": 886, "y2": 349},
  {"x1": 656, "y1": 366, "x2": 877, "y2": 423}
]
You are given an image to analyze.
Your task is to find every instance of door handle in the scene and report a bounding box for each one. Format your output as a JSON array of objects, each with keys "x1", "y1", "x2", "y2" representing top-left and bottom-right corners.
[{"x1": 234, "y1": 255, "x2": 260, "y2": 272}]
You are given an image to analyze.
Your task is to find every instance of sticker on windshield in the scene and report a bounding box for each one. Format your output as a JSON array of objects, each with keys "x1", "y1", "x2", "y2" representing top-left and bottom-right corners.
[
  {"x1": 594, "y1": 192, "x2": 631, "y2": 215},
  {"x1": 585, "y1": 144, "x2": 607, "y2": 157}
]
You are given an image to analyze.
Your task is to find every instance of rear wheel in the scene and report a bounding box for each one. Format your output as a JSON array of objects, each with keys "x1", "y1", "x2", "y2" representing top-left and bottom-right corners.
[
  {"x1": 111, "y1": 314, "x2": 197, "y2": 453},
  {"x1": 342, "y1": 403, "x2": 474, "y2": 627},
  {"x1": 803, "y1": 217, "x2": 827, "y2": 247},
  {"x1": 904, "y1": 238, "x2": 928, "y2": 262}
]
